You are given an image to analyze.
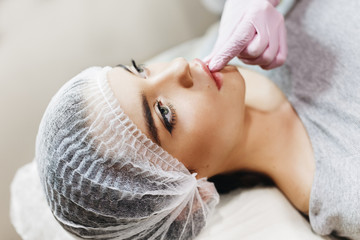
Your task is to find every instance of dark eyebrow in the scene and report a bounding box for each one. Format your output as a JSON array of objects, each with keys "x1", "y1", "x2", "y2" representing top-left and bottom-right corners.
[
  {"x1": 141, "y1": 92, "x2": 161, "y2": 146},
  {"x1": 116, "y1": 64, "x2": 131, "y2": 73},
  {"x1": 116, "y1": 66, "x2": 160, "y2": 144}
]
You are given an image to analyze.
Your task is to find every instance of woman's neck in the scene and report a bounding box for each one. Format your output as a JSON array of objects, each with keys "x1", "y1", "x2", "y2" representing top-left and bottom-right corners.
[
  {"x1": 225, "y1": 67, "x2": 315, "y2": 214},
  {"x1": 228, "y1": 67, "x2": 294, "y2": 174}
]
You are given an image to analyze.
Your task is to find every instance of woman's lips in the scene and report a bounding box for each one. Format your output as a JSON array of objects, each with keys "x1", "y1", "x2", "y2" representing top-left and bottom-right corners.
[{"x1": 194, "y1": 58, "x2": 223, "y2": 90}]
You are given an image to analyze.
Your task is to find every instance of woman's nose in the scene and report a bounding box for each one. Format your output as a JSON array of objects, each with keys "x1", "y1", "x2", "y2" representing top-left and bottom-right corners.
[{"x1": 152, "y1": 58, "x2": 193, "y2": 89}]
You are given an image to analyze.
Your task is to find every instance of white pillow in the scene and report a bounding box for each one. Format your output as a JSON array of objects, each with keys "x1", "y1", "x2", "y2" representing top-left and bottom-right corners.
[
  {"x1": 197, "y1": 187, "x2": 330, "y2": 240},
  {"x1": 10, "y1": 161, "x2": 75, "y2": 240},
  {"x1": 10, "y1": 161, "x2": 331, "y2": 240}
]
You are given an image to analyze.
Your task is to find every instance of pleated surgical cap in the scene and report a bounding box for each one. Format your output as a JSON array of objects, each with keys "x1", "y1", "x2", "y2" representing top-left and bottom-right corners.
[{"x1": 35, "y1": 66, "x2": 219, "y2": 240}]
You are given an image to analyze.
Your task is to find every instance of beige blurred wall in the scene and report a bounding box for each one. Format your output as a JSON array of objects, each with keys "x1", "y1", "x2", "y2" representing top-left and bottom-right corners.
[{"x1": 0, "y1": 0, "x2": 217, "y2": 239}]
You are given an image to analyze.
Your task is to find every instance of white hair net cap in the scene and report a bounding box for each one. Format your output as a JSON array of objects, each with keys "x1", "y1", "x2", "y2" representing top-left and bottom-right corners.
[{"x1": 35, "y1": 66, "x2": 219, "y2": 240}]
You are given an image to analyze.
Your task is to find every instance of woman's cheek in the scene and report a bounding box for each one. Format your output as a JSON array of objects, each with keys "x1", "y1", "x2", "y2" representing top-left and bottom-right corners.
[
  {"x1": 173, "y1": 117, "x2": 215, "y2": 170},
  {"x1": 170, "y1": 94, "x2": 228, "y2": 170}
]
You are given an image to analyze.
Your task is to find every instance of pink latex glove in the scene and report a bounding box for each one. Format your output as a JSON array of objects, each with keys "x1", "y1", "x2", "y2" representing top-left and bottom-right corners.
[{"x1": 205, "y1": 0, "x2": 287, "y2": 71}]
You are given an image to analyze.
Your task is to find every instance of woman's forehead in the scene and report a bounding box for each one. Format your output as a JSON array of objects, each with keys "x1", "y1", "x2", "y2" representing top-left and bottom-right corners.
[{"x1": 106, "y1": 68, "x2": 154, "y2": 142}]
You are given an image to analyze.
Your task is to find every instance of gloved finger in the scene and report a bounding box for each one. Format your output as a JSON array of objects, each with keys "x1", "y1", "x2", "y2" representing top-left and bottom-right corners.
[
  {"x1": 261, "y1": 24, "x2": 287, "y2": 69},
  {"x1": 203, "y1": 31, "x2": 232, "y2": 67},
  {"x1": 260, "y1": 50, "x2": 280, "y2": 69},
  {"x1": 239, "y1": 21, "x2": 269, "y2": 59},
  {"x1": 242, "y1": 22, "x2": 280, "y2": 66},
  {"x1": 204, "y1": 13, "x2": 242, "y2": 66},
  {"x1": 268, "y1": 0, "x2": 280, "y2": 6},
  {"x1": 242, "y1": 43, "x2": 278, "y2": 67},
  {"x1": 239, "y1": 33, "x2": 268, "y2": 59},
  {"x1": 204, "y1": 33, "x2": 225, "y2": 64},
  {"x1": 208, "y1": 24, "x2": 256, "y2": 72}
]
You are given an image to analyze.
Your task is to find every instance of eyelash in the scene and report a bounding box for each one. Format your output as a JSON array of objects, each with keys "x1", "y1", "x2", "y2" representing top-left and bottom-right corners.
[
  {"x1": 131, "y1": 60, "x2": 147, "y2": 78},
  {"x1": 116, "y1": 59, "x2": 147, "y2": 78},
  {"x1": 155, "y1": 100, "x2": 177, "y2": 134}
]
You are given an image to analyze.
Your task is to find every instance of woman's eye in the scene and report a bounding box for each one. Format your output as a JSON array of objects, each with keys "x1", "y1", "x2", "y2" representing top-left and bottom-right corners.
[
  {"x1": 155, "y1": 100, "x2": 176, "y2": 134},
  {"x1": 159, "y1": 105, "x2": 170, "y2": 120}
]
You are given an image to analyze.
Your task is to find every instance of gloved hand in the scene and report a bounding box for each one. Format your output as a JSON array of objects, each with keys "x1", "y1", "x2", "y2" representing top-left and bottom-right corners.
[{"x1": 205, "y1": 0, "x2": 287, "y2": 71}]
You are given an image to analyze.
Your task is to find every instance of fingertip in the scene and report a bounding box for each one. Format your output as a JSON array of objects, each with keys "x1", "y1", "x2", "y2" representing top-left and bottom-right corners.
[
  {"x1": 241, "y1": 35, "x2": 268, "y2": 59},
  {"x1": 208, "y1": 60, "x2": 223, "y2": 72}
]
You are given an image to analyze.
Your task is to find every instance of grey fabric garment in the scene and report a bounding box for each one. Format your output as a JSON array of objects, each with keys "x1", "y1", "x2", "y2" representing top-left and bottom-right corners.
[{"x1": 265, "y1": 0, "x2": 360, "y2": 239}]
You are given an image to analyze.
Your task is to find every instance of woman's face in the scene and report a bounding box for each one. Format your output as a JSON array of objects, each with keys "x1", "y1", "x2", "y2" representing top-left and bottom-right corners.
[{"x1": 108, "y1": 58, "x2": 246, "y2": 178}]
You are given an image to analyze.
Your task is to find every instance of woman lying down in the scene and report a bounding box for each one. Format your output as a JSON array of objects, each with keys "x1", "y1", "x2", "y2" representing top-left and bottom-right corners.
[{"x1": 36, "y1": 57, "x2": 359, "y2": 239}]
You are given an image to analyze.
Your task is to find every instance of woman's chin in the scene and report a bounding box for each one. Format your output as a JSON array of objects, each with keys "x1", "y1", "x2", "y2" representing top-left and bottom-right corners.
[{"x1": 220, "y1": 65, "x2": 245, "y2": 92}]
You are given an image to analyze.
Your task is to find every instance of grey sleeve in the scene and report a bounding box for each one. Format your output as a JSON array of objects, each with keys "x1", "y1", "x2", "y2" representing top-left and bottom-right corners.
[
  {"x1": 264, "y1": 0, "x2": 360, "y2": 237},
  {"x1": 310, "y1": 154, "x2": 360, "y2": 239}
]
